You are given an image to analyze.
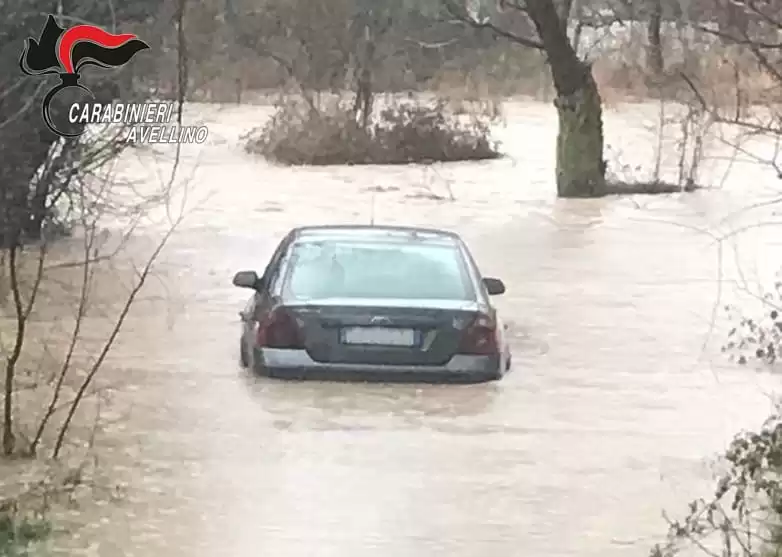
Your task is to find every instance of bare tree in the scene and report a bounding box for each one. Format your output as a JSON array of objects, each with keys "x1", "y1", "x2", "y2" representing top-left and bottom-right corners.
[
  {"x1": 645, "y1": 0, "x2": 664, "y2": 80},
  {"x1": 448, "y1": 0, "x2": 607, "y2": 197},
  {"x1": 677, "y1": 0, "x2": 782, "y2": 174},
  {"x1": 0, "y1": 0, "x2": 187, "y2": 461}
]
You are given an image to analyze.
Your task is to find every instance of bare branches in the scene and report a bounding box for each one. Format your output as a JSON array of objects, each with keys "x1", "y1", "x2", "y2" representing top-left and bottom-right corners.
[
  {"x1": 0, "y1": 81, "x2": 47, "y2": 132},
  {"x1": 2, "y1": 248, "x2": 22, "y2": 456},
  {"x1": 692, "y1": 23, "x2": 782, "y2": 50},
  {"x1": 403, "y1": 37, "x2": 459, "y2": 49},
  {"x1": 28, "y1": 185, "x2": 95, "y2": 457},
  {"x1": 652, "y1": 5, "x2": 782, "y2": 554},
  {"x1": 46, "y1": 0, "x2": 188, "y2": 460},
  {"x1": 442, "y1": 0, "x2": 544, "y2": 50},
  {"x1": 677, "y1": 69, "x2": 782, "y2": 178},
  {"x1": 175, "y1": 0, "x2": 188, "y2": 122},
  {"x1": 0, "y1": 0, "x2": 190, "y2": 465},
  {"x1": 51, "y1": 215, "x2": 181, "y2": 459}
]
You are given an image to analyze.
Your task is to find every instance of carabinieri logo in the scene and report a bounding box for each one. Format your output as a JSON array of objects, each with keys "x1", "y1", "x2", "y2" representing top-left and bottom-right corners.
[{"x1": 19, "y1": 15, "x2": 149, "y2": 137}]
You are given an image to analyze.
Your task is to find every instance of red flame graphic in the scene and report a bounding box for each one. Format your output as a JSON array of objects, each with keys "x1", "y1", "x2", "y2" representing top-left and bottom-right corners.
[{"x1": 57, "y1": 25, "x2": 139, "y2": 74}]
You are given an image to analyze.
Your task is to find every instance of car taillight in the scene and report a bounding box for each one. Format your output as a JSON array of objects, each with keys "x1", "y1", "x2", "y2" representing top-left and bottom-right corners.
[
  {"x1": 458, "y1": 313, "x2": 499, "y2": 355},
  {"x1": 256, "y1": 308, "x2": 303, "y2": 349}
]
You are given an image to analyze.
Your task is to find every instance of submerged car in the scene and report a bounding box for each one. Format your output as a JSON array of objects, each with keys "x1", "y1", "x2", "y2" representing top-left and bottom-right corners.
[{"x1": 232, "y1": 225, "x2": 511, "y2": 383}]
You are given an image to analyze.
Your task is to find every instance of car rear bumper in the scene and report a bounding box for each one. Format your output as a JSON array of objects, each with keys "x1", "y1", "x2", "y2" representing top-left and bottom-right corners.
[{"x1": 253, "y1": 347, "x2": 504, "y2": 383}]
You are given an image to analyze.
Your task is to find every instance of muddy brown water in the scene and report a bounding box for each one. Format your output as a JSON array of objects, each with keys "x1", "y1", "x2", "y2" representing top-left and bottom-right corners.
[{"x1": 43, "y1": 100, "x2": 782, "y2": 556}]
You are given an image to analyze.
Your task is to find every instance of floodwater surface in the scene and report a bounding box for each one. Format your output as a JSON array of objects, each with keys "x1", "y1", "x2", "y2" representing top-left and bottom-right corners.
[{"x1": 49, "y1": 99, "x2": 782, "y2": 557}]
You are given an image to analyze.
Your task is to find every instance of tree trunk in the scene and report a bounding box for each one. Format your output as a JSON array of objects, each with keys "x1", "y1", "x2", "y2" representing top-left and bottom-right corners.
[
  {"x1": 2, "y1": 244, "x2": 19, "y2": 456},
  {"x1": 553, "y1": 75, "x2": 605, "y2": 197},
  {"x1": 359, "y1": 37, "x2": 375, "y2": 129},
  {"x1": 525, "y1": 0, "x2": 605, "y2": 198},
  {"x1": 352, "y1": 23, "x2": 375, "y2": 129},
  {"x1": 645, "y1": 0, "x2": 664, "y2": 82}
]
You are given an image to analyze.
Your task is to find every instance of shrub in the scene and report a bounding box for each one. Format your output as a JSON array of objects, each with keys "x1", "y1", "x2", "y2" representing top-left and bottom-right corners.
[
  {"x1": 244, "y1": 96, "x2": 501, "y2": 165},
  {"x1": 651, "y1": 408, "x2": 782, "y2": 557},
  {"x1": 654, "y1": 272, "x2": 782, "y2": 557},
  {"x1": 724, "y1": 274, "x2": 782, "y2": 367},
  {"x1": 0, "y1": 511, "x2": 51, "y2": 556}
]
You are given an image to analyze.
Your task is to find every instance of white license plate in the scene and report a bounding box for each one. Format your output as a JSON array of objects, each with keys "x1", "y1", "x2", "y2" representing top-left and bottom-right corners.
[{"x1": 342, "y1": 327, "x2": 416, "y2": 346}]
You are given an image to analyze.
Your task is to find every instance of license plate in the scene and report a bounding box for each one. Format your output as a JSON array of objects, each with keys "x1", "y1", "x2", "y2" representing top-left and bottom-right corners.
[{"x1": 342, "y1": 327, "x2": 416, "y2": 346}]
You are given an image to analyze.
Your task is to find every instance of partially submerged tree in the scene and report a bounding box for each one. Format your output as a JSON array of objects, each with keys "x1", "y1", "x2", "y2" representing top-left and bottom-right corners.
[
  {"x1": 447, "y1": 0, "x2": 607, "y2": 197},
  {"x1": 527, "y1": 0, "x2": 607, "y2": 197}
]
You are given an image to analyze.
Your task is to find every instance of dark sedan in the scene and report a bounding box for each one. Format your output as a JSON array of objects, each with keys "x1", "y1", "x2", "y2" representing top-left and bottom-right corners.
[{"x1": 233, "y1": 225, "x2": 512, "y2": 383}]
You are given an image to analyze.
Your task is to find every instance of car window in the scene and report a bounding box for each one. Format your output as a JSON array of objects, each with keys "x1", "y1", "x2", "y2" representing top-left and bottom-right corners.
[
  {"x1": 263, "y1": 235, "x2": 293, "y2": 293},
  {"x1": 282, "y1": 240, "x2": 475, "y2": 301}
]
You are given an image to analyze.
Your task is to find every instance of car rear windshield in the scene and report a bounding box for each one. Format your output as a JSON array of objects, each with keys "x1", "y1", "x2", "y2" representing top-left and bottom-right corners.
[{"x1": 282, "y1": 239, "x2": 475, "y2": 301}]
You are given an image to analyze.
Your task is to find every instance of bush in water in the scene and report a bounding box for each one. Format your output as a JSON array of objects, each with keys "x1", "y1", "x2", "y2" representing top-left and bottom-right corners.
[
  {"x1": 244, "y1": 96, "x2": 502, "y2": 165},
  {"x1": 651, "y1": 410, "x2": 782, "y2": 557},
  {"x1": 724, "y1": 278, "x2": 782, "y2": 367},
  {"x1": 653, "y1": 274, "x2": 782, "y2": 557},
  {"x1": 0, "y1": 512, "x2": 51, "y2": 556}
]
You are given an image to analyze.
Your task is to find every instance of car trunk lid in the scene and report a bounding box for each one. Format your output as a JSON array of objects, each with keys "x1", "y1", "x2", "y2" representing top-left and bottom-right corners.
[{"x1": 285, "y1": 298, "x2": 481, "y2": 366}]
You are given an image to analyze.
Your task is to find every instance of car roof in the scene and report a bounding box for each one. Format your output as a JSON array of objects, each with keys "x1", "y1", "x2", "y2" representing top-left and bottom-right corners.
[{"x1": 290, "y1": 225, "x2": 462, "y2": 245}]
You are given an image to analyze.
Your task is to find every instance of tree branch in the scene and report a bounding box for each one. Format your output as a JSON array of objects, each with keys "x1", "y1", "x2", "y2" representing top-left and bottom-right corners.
[{"x1": 442, "y1": 0, "x2": 544, "y2": 49}]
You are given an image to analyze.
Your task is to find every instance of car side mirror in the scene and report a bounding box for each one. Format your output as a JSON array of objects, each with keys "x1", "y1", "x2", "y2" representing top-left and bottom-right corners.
[
  {"x1": 482, "y1": 277, "x2": 505, "y2": 296},
  {"x1": 233, "y1": 270, "x2": 263, "y2": 290}
]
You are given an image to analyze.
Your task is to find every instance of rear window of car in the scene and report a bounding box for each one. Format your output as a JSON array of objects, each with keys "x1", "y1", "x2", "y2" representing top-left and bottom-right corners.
[{"x1": 281, "y1": 239, "x2": 476, "y2": 301}]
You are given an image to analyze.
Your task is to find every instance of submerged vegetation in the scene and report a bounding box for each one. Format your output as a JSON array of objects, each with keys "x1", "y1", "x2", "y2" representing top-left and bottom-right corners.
[{"x1": 244, "y1": 98, "x2": 501, "y2": 165}]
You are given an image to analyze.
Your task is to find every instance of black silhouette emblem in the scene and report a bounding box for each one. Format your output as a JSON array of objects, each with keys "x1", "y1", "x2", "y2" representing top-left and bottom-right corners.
[{"x1": 19, "y1": 15, "x2": 149, "y2": 137}]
